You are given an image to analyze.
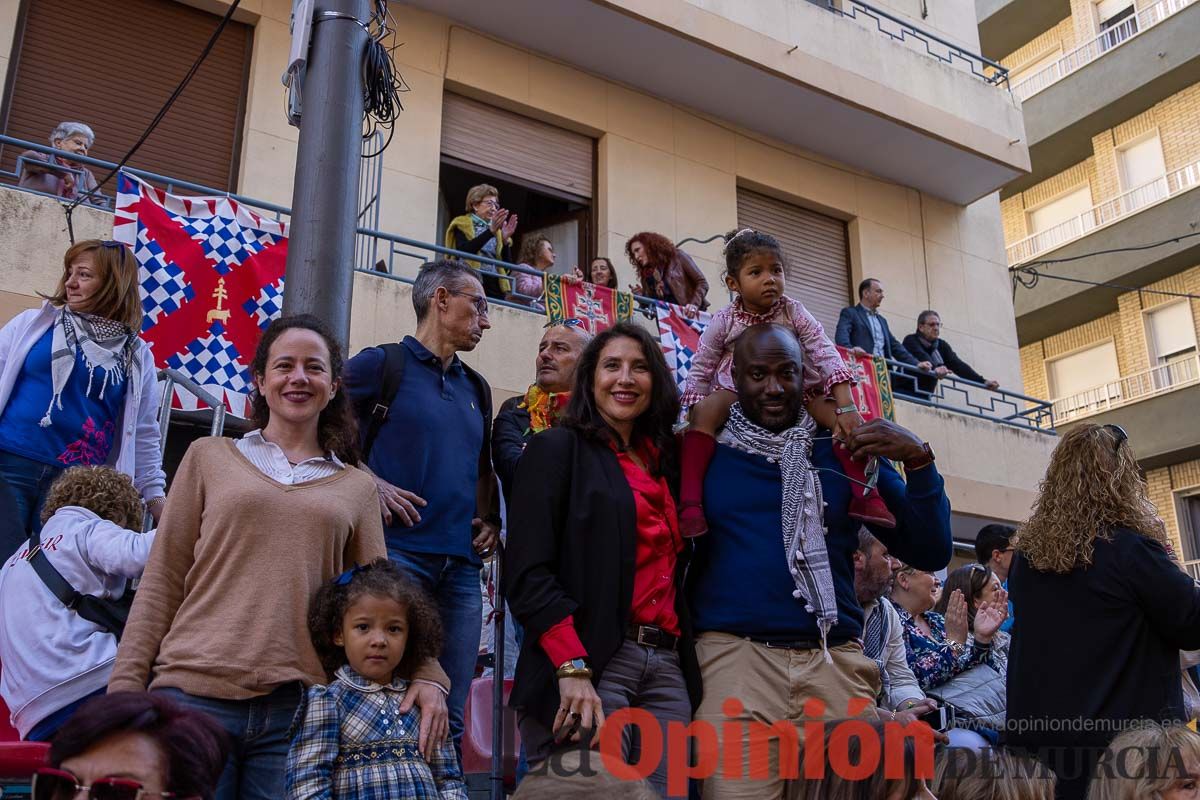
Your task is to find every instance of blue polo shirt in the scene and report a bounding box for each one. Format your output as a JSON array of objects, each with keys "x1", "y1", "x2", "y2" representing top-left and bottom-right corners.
[
  {"x1": 344, "y1": 336, "x2": 484, "y2": 564},
  {"x1": 688, "y1": 434, "x2": 952, "y2": 642}
]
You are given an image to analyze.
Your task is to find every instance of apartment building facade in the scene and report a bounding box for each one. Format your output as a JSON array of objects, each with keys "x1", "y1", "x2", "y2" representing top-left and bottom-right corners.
[
  {"x1": 0, "y1": 0, "x2": 1054, "y2": 545},
  {"x1": 980, "y1": 0, "x2": 1200, "y2": 563}
]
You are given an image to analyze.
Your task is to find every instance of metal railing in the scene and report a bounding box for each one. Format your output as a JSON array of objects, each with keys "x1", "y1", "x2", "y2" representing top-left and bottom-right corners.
[
  {"x1": 1012, "y1": 0, "x2": 1195, "y2": 101},
  {"x1": 1184, "y1": 559, "x2": 1200, "y2": 582},
  {"x1": 1006, "y1": 158, "x2": 1200, "y2": 265},
  {"x1": 819, "y1": 0, "x2": 1010, "y2": 87},
  {"x1": 883, "y1": 357, "x2": 1056, "y2": 432},
  {"x1": 1050, "y1": 353, "x2": 1200, "y2": 423}
]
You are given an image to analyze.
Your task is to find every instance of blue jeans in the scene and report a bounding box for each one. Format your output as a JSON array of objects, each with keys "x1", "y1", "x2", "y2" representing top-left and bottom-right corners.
[
  {"x1": 26, "y1": 687, "x2": 106, "y2": 742},
  {"x1": 0, "y1": 449, "x2": 64, "y2": 551},
  {"x1": 158, "y1": 684, "x2": 302, "y2": 800},
  {"x1": 389, "y1": 550, "x2": 482, "y2": 759}
]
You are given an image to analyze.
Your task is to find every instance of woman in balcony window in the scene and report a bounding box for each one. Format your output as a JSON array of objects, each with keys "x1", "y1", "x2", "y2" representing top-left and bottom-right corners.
[
  {"x1": 624, "y1": 231, "x2": 709, "y2": 314},
  {"x1": 1006, "y1": 423, "x2": 1200, "y2": 800},
  {"x1": 510, "y1": 234, "x2": 555, "y2": 311},
  {"x1": 444, "y1": 183, "x2": 519, "y2": 299},
  {"x1": 17, "y1": 122, "x2": 100, "y2": 203},
  {"x1": 0, "y1": 240, "x2": 164, "y2": 555}
]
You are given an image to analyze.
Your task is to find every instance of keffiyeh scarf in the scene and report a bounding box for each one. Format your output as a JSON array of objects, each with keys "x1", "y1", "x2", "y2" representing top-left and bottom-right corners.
[
  {"x1": 41, "y1": 309, "x2": 136, "y2": 427},
  {"x1": 718, "y1": 403, "x2": 838, "y2": 660}
]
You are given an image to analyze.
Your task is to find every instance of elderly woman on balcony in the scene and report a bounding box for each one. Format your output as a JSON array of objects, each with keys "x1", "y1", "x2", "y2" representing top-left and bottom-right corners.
[{"x1": 18, "y1": 122, "x2": 100, "y2": 202}]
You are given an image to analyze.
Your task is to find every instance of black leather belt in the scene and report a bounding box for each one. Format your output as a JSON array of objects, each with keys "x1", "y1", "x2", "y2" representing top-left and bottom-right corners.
[
  {"x1": 627, "y1": 624, "x2": 679, "y2": 651},
  {"x1": 753, "y1": 636, "x2": 853, "y2": 651}
]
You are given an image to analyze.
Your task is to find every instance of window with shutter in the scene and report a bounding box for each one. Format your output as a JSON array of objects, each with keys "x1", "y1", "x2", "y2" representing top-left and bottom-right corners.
[
  {"x1": 1145, "y1": 301, "x2": 1198, "y2": 365},
  {"x1": 1117, "y1": 134, "x2": 1167, "y2": 208},
  {"x1": 1, "y1": 0, "x2": 252, "y2": 194},
  {"x1": 1046, "y1": 341, "x2": 1121, "y2": 414},
  {"x1": 735, "y1": 188, "x2": 850, "y2": 335}
]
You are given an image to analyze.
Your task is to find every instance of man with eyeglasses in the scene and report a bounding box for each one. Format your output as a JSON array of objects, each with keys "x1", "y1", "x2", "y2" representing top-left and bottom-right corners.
[
  {"x1": 344, "y1": 258, "x2": 501, "y2": 758},
  {"x1": 902, "y1": 310, "x2": 1000, "y2": 397},
  {"x1": 974, "y1": 523, "x2": 1017, "y2": 633}
]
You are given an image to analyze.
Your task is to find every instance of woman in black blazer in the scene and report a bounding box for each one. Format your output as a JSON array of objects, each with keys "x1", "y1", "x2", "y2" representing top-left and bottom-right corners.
[
  {"x1": 1006, "y1": 423, "x2": 1200, "y2": 800},
  {"x1": 505, "y1": 322, "x2": 699, "y2": 798}
]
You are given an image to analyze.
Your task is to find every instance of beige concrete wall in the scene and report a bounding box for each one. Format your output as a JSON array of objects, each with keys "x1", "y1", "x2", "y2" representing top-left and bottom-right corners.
[
  {"x1": 892, "y1": 401, "x2": 1056, "y2": 523},
  {"x1": 1000, "y1": 83, "x2": 1200, "y2": 246},
  {"x1": 0, "y1": 189, "x2": 113, "y2": 304}
]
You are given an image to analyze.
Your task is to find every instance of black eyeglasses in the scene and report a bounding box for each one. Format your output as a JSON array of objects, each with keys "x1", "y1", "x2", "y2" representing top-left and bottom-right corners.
[
  {"x1": 33, "y1": 768, "x2": 175, "y2": 800},
  {"x1": 1104, "y1": 424, "x2": 1129, "y2": 452},
  {"x1": 543, "y1": 318, "x2": 584, "y2": 330},
  {"x1": 447, "y1": 289, "x2": 489, "y2": 318}
]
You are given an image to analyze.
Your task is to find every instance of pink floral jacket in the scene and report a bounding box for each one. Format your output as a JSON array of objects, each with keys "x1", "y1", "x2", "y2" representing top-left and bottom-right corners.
[{"x1": 679, "y1": 295, "x2": 853, "y2": 409}]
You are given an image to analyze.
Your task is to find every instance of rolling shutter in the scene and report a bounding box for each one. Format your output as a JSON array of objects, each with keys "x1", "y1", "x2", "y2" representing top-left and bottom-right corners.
[
  {"x1": 441, "y1": 93, "x2": 593, "y2": 200},
  {"x1": 2, "y1": 0, "x2": 252, "y2": 193},
  {"x1": 736, "y1": 188, "x2": 851, "y2": 334}
]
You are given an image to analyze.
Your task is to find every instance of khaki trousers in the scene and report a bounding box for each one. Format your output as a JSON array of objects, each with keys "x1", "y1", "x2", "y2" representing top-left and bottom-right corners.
[{"x1": 693, "y1": 632, "x2": 882, "y2": 800}]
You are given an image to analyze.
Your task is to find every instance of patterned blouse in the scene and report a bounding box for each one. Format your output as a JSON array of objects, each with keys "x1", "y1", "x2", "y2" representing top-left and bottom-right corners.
[
  {"x1": 893, "y1": 605, "x2": 1000, "y2": 692},
  {"x1": 286, "y1": 666, "x2": 467, "y2": 800},
  {"x1": 678, "y1": 295, "x2": 853, "y2": 410}
]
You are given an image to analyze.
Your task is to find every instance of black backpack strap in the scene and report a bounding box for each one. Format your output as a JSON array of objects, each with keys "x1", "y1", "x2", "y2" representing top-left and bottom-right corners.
[
  {"x1": 360, "y1": 342, "x2": 407, "y2": 463},
  {"x1": 26, "y1": 529, "x2": 83, "y2": 612}
]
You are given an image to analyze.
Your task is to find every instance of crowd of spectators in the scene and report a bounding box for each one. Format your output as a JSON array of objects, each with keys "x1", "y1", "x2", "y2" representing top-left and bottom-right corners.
[{"x1": 1, "y1": 216, "x2": 1198, "y2": 800}]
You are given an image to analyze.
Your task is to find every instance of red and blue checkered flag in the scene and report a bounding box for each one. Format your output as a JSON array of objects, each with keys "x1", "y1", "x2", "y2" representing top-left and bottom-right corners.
[
  {"x1": 655, "y1": 301, "x2": 711, "y2": 395},
  {"x1": 113, "y1": 171, "x2": 288, "y2": 416}
]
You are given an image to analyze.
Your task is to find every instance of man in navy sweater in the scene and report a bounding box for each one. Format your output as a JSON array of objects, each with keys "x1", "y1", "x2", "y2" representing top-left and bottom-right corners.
[{"x1": 687, "y1": 324, "x2": 952, "y2": 799}]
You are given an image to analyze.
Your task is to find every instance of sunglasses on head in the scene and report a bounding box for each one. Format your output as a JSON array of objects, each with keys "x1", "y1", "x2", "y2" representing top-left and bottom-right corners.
[
  {"x1": 1103, "y1": 424, "x2": 1129, "y2": 453},
  {"x1": 543, "y1": 317, "x2": 585, "y2": 330},
  {"x1": 33, "y1": 768, "x2": 175, "y2": 800}
]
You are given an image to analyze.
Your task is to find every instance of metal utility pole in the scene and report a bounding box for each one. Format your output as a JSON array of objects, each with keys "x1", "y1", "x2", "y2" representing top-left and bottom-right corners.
[{"x1": 282, "y1": 0, "x2": 370, "y2": 346}]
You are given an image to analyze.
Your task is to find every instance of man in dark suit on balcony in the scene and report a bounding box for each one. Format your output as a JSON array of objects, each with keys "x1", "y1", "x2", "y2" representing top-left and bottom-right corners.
[
  {"x1": 902, "y1": 310, "x2": 1001, "y2": 397},
  {"x1": 835, "y1": 278, "x2": 929, "y2": 396}
]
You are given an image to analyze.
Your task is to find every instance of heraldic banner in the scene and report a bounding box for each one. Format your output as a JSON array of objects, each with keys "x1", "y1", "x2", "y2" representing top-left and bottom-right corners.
[
  {"x1": 544, "y1": 275, "x2": 634, "y2": 335},
  {"x1": 655, "y1": 301, "x2": 712, "y2": 395},
  {"x1": 113, "y1": 171, "x2": 288, "y2": 417},
  {"x1": 837, "y1": 345, "x2": 895, "y2": 422}
]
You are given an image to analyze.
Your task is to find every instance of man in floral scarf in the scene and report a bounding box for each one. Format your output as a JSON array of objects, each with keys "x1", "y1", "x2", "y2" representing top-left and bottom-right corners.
[
  {"x1": 686, "y1": 323, "x2": 952, "y2": 799},
  {"x1": 493, "y1": 320, "x2": 592, "y2": 502}
]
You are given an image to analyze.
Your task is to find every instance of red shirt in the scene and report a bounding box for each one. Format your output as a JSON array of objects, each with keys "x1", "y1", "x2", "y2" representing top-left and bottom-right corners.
[{"x1": 539, "y1": 443, "x2": 683, "y2": 666}]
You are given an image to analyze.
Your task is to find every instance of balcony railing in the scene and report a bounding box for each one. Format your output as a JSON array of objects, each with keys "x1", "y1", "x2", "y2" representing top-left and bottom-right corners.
[
  {"x1": 1051, "y1": 354, "x2": 1200, "y2": 423},
  {"x1": 1011, "y1": 0, "x2": 1195, "y2": 101},
  {"x1": 817, "y1": 0, "x2": 1010, "y2": 87},
  {"x1": 1184, "y1": 559, "x2": 1200, "y2": 581},
  {"x1": 1006, "y1": 158, "x2": 1200, "y2": 265},
  {"x1": 883, "y1": 358, "x2": 1056, "y2": 433}
]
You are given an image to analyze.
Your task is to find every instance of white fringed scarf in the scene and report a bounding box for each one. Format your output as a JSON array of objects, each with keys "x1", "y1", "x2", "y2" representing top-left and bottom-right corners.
[
  {"x1": 718, "y1": 403, "x2": 839, "y2": 661},
  {"x1": 41, "y1": 310, "x2": 135, "y2": 427}
]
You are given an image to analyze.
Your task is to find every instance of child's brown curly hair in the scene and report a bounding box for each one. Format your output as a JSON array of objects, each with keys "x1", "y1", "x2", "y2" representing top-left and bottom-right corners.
[
  {"x1": 40, "y1": 466, "x2": 143, "y2": 530},
  {"x1": 307, "y1": 558, "x2": 443, "y2": 682}
]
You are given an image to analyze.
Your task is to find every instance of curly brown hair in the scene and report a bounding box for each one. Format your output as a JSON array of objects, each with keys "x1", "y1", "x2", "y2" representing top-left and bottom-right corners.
[
  {"x1": 1017, "y1": 424, "x2": 1168, "y2": 573},
  {"x1": 40, "y1": 466, "x2": 143, "y2": 529},
  {"x1": 307, "y1": 558, "x2": 443, "y2": 682},
  {"x1": 624, "y1": 232, "x2": 677, "y2": 277}
]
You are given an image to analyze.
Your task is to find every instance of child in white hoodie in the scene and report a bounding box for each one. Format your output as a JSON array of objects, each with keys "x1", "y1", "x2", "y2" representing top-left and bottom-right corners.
[{"x1": 0, "y1": 465, "x2": 153, "y2": 740}]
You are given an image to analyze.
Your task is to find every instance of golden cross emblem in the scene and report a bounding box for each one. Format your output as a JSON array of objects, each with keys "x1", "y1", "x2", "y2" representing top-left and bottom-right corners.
[{"x1": 206, "y1": 277, "x2": 232, "y2": 325}]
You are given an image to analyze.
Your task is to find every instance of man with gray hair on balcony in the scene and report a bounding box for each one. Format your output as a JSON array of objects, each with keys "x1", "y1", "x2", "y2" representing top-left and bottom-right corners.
[
  {"x1": 17, "y1": 122, "x2": 100, "y2": 202},
  {"x1": 902, "y1": 310, "x2": 1000, "y2": 397}
]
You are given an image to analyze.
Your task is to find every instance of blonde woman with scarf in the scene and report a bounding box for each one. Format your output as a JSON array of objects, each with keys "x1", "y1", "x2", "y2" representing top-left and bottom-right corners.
[{"x1": 0, "y1": 239, "x2": 164, "y2": 554}]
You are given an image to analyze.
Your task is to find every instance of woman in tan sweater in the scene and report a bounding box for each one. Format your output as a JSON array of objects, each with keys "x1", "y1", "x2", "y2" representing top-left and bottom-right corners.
[{"x1": 110, "y1": 315, "x2": 450, "y2": 800}]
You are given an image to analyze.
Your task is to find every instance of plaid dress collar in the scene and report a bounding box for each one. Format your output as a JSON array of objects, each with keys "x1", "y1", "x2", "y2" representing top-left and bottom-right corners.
[{"x1": 335, "y1": 664, "x2": 410, "y2": 695}]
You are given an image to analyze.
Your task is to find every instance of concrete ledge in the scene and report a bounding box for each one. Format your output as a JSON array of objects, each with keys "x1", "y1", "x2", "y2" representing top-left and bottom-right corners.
[
  {"x1": 976, "y1": 0, "x2": 1071, "y2": 62},
  {"x1": 1056, "y1": 383, "x2": 1200, "y2": 471},
  {"x1": 1013, "y1": 188, "x2": 1200, "y2": 344},
  {"x1": 891, "y1": 399, "x2": 1056, "y2": 526}
]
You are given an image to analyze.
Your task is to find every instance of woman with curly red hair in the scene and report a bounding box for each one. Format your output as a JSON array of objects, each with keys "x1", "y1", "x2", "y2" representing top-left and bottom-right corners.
[{"x1": 624, "y1": 232, "x2": 710, "y2": 313}]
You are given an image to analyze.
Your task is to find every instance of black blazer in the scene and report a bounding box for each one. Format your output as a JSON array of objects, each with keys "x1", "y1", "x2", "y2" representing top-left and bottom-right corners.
[
  {"x1": 1006, "y1": 528, "x2": 1200, "y2": 800},
  {"x1": 834, "y1": 304, "x2": 919, "y2": 366},
  {"x1": 492, "y1": 395, "x2": 531, "y2": 505},
  {"x1": 503, "y1": 427, "x2": 700, "y2": 730}
]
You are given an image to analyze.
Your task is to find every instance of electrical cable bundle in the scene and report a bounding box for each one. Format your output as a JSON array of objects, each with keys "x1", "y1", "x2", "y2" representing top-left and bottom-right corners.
[{"x1": 361, "y1": 0, "x2": 409, "y2": 157}]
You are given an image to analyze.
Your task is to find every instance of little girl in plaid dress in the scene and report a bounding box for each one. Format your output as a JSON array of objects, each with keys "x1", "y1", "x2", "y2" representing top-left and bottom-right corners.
[{"x1": 286, "y1": 559, "x2": 467, "y2": 800}]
